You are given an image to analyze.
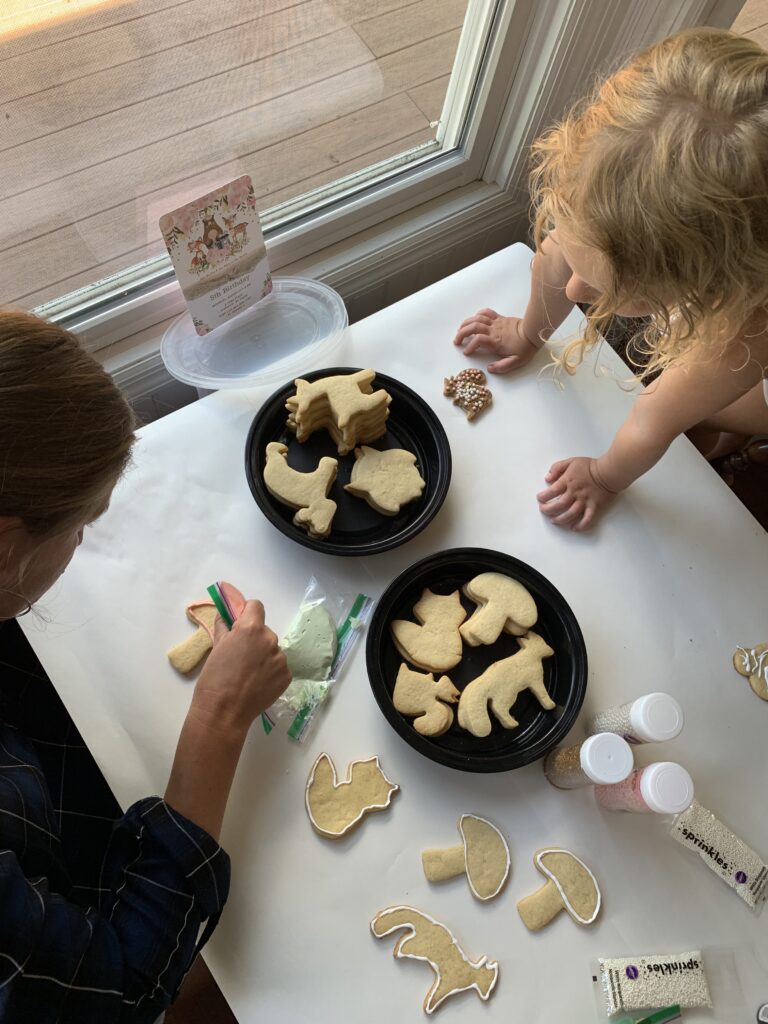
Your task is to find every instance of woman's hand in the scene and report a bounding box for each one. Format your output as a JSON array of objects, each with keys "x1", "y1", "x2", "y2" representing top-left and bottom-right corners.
[
  {"x1": 190, "y1": 600, "x2": 291, "y2": 737},
  {"x1": 453, "y1": 309, "x2": 542, "y2": 373},
  {"x1": 536, "y1": 457, "x2": 618, "y2": 531}
]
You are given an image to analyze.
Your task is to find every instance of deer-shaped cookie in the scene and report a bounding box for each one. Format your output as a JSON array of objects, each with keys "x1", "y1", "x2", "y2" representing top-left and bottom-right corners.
[
  {"x1": 392, "y1": 664, "x2": 460, "y2": 737},
  {"x1": 305, "y1": 753, "x2": 399, "y2": 839},
  {"x1": 263, "y1": 441, "x2": 338, "y2": 538},
  {"x1": 370, "y1": 906, "x2": 499, "y2": 1014},
  {"x1": 390, "y1": 589, "x2": 467, "y2": 673},
  {"x1": 458, "y1": 632, "x2": 555, "y2": 737}
]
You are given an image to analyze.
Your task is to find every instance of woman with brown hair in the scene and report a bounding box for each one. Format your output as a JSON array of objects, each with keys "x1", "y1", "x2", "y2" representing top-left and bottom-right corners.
[{"x1": 0, "y1": 311, "x2": 290, "y2": 1022}]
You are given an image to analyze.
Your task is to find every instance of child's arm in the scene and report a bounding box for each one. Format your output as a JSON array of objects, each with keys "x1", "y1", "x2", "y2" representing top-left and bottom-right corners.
[
  {"x1": 538, "y1": 333, "x2": 768, "y2": 530},
  {"x1": 453, "y1": 235, "x2": 575, "y2": 373}
]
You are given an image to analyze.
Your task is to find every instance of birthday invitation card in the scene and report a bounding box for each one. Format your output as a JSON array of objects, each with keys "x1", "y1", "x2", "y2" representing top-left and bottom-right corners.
[{"x1": 159, "y1": 175, "x2": 271, "y2": 335}]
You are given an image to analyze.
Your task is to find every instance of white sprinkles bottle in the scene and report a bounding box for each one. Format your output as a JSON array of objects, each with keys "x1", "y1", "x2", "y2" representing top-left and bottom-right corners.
[{"x1": 584, "y1": 692, "x2": 684, "y2": 745}]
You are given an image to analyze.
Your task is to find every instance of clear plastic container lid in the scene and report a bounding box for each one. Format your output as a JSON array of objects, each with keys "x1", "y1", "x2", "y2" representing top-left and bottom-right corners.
[
  {"x1": 160, "y1": 276, "x2": 347, "y2": 389},
  {"x1": 580, "y1": 733, "x2": 634, "y2": 785}
]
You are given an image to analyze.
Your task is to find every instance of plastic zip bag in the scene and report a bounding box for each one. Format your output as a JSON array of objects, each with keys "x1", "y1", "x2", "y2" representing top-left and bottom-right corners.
[{"x1": 263, "y1": 576, "x2": 374, "y2": 741}]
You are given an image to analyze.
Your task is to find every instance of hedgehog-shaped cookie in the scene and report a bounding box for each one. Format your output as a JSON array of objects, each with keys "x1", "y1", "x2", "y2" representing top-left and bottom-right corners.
[{"x1": 443, "y1": 369, "x2": 492, "y2": 421}]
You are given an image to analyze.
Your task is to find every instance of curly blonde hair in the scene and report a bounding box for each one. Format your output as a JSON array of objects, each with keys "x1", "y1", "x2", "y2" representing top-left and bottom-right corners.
[{"x1": 530, "y1": 27, "x2": 768, "y2": 377}]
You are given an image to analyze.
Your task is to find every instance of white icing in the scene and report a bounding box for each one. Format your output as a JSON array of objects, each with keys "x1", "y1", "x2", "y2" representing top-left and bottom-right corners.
[
  {"x1": 459, "y1": 814, "x2": 511, "y2": 901},
  {"x1": 370, "y1": 905, "x2": 499, "y2": 1014},
  {"x1": 737, "y1": 645, "x2": 768, "y2": 684},
  {"x1": 534, "y1": 848, "x2": 601, "y2": 925},
  {"x1": 304, "y1": 752, "x2": 399, "y2": 838}
]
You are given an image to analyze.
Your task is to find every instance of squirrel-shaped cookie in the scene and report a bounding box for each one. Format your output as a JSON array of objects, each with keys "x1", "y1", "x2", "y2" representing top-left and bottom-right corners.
[
  {"x1": 371, "y1": 906, "x2": 499, "y2": 1014},
  {"x1": 305, "y1": 753, "x2": 399, "y2": 839},
  {"x1": 733, "y1": 641, "x2": 768, "y2": 701},
  {"x1": 392, "y1": 664, "x2": 460, "y2": 737}
]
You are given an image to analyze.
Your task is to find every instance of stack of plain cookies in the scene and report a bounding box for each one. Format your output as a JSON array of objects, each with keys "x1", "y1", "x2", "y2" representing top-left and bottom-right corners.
[{"x1": 286, "y1": 368, "x2": 391, "y2": 455}]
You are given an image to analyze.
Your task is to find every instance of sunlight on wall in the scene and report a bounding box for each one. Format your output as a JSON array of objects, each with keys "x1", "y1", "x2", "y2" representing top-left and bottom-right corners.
[{"x1": 0, "y1": 0, "x2": 126, "y2": 41}]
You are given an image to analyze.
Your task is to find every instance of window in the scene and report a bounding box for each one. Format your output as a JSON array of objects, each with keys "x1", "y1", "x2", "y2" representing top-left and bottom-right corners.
[
  {"x1": 1, "y1": 0, "x2": 742, "y2": 359},
  {"x1": 0, "y1": 0, "x2": 500, "y2": 315}
]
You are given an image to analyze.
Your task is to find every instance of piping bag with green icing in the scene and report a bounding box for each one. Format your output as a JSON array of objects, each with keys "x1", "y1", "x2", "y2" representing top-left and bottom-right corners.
[
  {"x1": 271, "y1": 577, "x2": 374, "y2": 741},
  {"x1": 208, "y1": 579, "x2": 373, "y2": 741}
]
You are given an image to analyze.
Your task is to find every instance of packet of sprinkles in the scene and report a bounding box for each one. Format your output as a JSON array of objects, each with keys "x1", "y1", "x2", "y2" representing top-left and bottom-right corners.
[
  {"x1": 598, "y1": 951, "x2": 711, "y2": 1015},
  {"x1": 670, "y1": 800, "x2": 768, "y2": 911}
]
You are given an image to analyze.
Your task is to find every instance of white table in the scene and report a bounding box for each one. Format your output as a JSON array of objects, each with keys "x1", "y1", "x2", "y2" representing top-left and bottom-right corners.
[{"x1": 22, "y1": 244, "x2": 768, "y2": 1023}]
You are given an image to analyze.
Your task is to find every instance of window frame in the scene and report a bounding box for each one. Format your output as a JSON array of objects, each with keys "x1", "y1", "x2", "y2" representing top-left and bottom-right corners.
[{"x1": 41, "y1": 0, "x2": 743, "y2": 366}]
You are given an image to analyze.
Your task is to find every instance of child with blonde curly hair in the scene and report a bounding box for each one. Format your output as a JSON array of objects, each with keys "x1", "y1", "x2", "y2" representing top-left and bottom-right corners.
[{"x1": 454, "y1": 27, "x2": 768, "y2": 530}]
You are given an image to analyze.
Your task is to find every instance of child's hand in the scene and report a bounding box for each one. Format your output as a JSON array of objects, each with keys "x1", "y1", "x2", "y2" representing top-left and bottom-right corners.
[
  {"x1": 536, "y1": 457, "x2": 618, "y2": 531},
  {"x1": 453, "y1": 309, "x2": 541, "y2": 373}
]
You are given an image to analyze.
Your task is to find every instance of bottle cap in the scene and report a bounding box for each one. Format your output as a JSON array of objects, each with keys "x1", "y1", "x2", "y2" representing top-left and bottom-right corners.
[
  {"x1": 640, "y1": 762, "x2": 694, "y2": 814},
  {"x1": 579, "y1": 733, "x2": 634, "y2": 785},
  {"x1": 630, "y1": 693, "x2": 684, "y2": 742}
]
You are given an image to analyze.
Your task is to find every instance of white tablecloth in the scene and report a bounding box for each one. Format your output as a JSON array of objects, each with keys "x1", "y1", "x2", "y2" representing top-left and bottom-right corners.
[{"x1": 22, "y1": 244, "x2": 768, "y2": 1022}]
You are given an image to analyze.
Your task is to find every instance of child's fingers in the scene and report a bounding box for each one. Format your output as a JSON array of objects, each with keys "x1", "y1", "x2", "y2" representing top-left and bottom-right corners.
[
  {"x1": 476, "y1": 308, "x2": 499, "y2": 320},
  {"x1": 551, "y1": 501, "x2": 583, "y2": 527},
  {"x1": 462, "y1": 330, "x2": 495, "y2": 356},
  {"x1": 545, "y1": 459, "x2": 571, "y2": 483},
  {"x1": 453, "y1": 314, "x2": 493, "y2": 345},
  {"x1": 539, "y1": 492, "x2": 573, "y2": 517},
  {"x1": 536, "y1": 479, "x2": 566, "y2": 503},
  {"x1": 487, "y1": 355, "x2": 518, "y2": 373},
  {"x1": 454, "y1": 322, "x2": 490, "y2": 348},
  {"x1": 572, "y1": 506, "x2": 596, "y2": 532}
]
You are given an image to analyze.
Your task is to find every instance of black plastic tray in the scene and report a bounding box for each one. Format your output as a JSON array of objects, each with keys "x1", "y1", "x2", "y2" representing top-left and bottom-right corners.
[
  {"x1": 367, "y1": 548, "x2": 588, "y2": 772},
  {"x1": 245, "y1": 368, "x2": 451, "y2": 556}
]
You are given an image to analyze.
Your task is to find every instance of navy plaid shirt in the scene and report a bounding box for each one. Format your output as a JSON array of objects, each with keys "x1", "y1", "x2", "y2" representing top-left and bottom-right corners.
[{"x1": 0, "y1": 622, "x2": 230, "y2": 1023}]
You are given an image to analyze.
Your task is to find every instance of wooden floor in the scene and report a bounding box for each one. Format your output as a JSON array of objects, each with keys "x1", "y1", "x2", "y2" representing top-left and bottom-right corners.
[{"x1": 0, "y1": 0, "x2": 467, "y2": 308}]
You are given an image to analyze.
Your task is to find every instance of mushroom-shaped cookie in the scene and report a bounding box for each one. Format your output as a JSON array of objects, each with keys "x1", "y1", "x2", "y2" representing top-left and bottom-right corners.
[
  {"x1": 422, "y1": 814, "x2": 510, "y2": 901},
  {"x1": 517, "y1": 848, "x2": 601, "y2": 931},
  {"x1": 167, "y1": 583, "x2": 247, "y2": 673},
  {"x1": 460, "y1": 573, "x2": 537, "y2": 646}
]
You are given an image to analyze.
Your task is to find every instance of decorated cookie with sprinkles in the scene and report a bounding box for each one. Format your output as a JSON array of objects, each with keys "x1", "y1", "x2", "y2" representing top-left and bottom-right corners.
[{"x1": 443, "y1": 369, "x2": 492, "y2": 421}]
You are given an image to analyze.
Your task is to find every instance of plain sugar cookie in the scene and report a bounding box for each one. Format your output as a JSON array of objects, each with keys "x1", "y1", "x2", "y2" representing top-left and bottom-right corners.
[
  {"x1": 263, "y1": 441, "x2": 338, "y2": 539},
  {"x1": 457, "y1": 632, "x2": 555, "y2": 737},
  {"x1": 390, "y1": 589, "x2": 467, "y2": 673},
  {"x1": 460, "y1": 572, "x2": 537, "y2": 646},
  {"x1": 344, "y1": 446, "x2": 425, "y2": 515},
  {"x1": 392, "y1": 663, "x2": 459, "y2": 737},
  {"x1": 370, "y1": 905, "x2": 499, "y2": 1014}
]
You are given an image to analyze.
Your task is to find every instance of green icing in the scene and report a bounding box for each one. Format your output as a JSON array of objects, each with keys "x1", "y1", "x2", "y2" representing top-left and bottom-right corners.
[{"x1": 280, "y1": 605, "x2": 338, "y2": 710}]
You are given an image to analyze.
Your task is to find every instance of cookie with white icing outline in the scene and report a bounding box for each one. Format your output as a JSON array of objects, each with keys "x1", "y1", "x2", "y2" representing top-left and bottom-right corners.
[
  {"x1": 517, "y1": 848, "x2": 601, "y2": 930},
  {"x1": 344, "y1": 446, "x2": 425, "y2": 515},
  {"x1": 370, "y1": 905, "x2": 499, "y2": 1014},
  {"x1": 422, "y1": 814, "x2": 511, "y2": 901},
  {"x1": 305, "y1": 752, "x2": 399, "y2": 839}
]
